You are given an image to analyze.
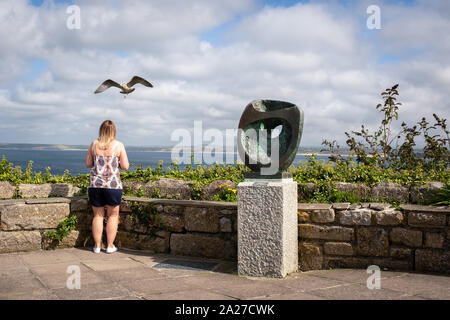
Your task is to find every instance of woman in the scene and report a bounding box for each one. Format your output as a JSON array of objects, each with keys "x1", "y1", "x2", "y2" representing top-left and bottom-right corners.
[{"x1": 85, "y1": 120, "x2": 129, "y2": 253}]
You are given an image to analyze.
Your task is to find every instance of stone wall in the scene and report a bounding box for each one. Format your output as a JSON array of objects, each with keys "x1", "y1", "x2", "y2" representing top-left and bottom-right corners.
[
  {"x1": 0, "y1": 180, "x2": 445, "y2": 204},
  {"x1": 0, "y1": 197, "x2": 449, "y2": 274},
  {"x1": 0, "y1": 197, "x2": 237, "y2": 260},
  {"x1": 297, "y1": 202, "x2": 450, "y2": 274}
]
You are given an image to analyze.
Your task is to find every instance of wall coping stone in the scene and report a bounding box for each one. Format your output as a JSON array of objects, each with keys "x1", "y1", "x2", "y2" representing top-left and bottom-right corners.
[
  {"x1": 122, "y1": 196, "x2": 237, "y2": 209},
  {"x1": 298, "y1": 203, "x2": 332, "y2": 210},
  {"x1": 401, "y1": 204, "x2": 450, "y2": 214},
  {"x1": 0, "y1": 199, "x2": 26, "y2": 206},
  {"x1": 331, "y1": 203, "x2": 350, "y2": 210},
  {"x1": 24, "y1": 198, "x2": 72, "y2": 204},
  {"x1": 2, "y1": 197, "x2": 449, "y2": 214}
]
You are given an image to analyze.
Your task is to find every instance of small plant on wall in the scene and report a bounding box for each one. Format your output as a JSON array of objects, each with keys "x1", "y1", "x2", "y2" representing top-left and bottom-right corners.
[
  {"x1": 45, "y1": 214, "x2": 78, "y2": 248},
  {"x1": 127, "y1": 201, "x2": 171, "y2": 240}
]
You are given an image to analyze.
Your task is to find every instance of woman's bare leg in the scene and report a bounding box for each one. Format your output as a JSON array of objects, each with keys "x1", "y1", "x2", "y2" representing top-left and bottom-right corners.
[
  {"x1": 92, "y1": 206, "x2": 105, "y2": 248},
  {"x1": 106, "y1": 205, "x2": 120, "y2": 248}
]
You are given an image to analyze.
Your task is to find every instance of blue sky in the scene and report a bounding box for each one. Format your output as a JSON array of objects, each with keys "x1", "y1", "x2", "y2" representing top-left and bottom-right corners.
[{"x1": 1, "y1": 0, "x2": 448, "y2": 147}]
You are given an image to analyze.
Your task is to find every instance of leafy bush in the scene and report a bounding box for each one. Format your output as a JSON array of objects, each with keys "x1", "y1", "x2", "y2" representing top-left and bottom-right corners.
[
  {"x1": 430, "y1": 183, "x2": 450, "y2": 206},
  {"x1": 45, "y1": 215, "x2": 78, "y2": 242},
  {"x1": 322, "y1": 84, "x2": 449, "y2": 172},
  {"x1": 212, "y1": 184, "x2": 237, "y2": 202}
]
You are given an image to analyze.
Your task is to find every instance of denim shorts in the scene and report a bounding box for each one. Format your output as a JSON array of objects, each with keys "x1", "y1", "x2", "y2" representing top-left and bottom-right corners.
[{"x1": 88, "y1": 188, "x2": 123, "y2": 207}]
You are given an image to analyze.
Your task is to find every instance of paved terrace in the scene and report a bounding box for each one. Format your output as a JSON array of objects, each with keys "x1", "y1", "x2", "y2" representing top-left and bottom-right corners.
[{"x1": 0, "y1": 247, "x2": 449, "y2": 300}]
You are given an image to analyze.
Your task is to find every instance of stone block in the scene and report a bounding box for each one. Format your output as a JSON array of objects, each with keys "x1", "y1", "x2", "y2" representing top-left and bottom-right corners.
[
  {"x1": 415, "y1": 249, "x2": 450, "y2": 274},
  {"x1": 0, "y1": 230, "x2": 42, "y2": 253},
  {"x1": 323, "y1": 242, "x2": 353, "y2": 256},
  {"x1": 369, "y1": 203, "x2": 393, "y2": 211},
  {"x1": 0, "y1": 203, "x2": 70, "y2": 230},
  {"x1": 410, "y1": 182, "x2": 444, "y2": 204},
  {"x1": 374, "y1": 210, "x2": 403, "y2": 226},
  {"x1": 142, "y1": 178, "x2": 192, "y2": 200},
  {"x1": 401, "y1": 204, "x2": 450, "y2": 214},
  {"x1": 119, "y1": 201, "x2": 132, "y2": 213},
  {"x1": 218, "y1": 209, "x2": 237, "y2": 215},
  {"x1": 18, "y1": 183, "x2": 78, "y2": 198},
  {"x1": 390, "y1": 228, "x2": 422, "y2": 247},
  {"x1": 371, "y1": 182, "x2": 409, "y2": 202},
  {"x1": 116, "y1": 231, "x2": 169, "y2": 253},
  {"x1": 170, "y1": 233, "x2": 227, "y2": 259},
  {"x1": 339, "y1": 208, "x2": 372, "y2": 226},
  {"x1": 309, "y1": 208, "x2": 335, "y2": 223},
  {"x1": 424, "y1": 232, "x2": 444, "y2": 249},
  {"x1": 219, "y1": 217, "x2": 232, "y2": 233},
  {"x1": 184, "y1": 207, "x2": 219, "y2": 233},
  {"x1": 356, "y1": 227, "x2": 389, "y2": 257},
  {"x1": 0, "y1": 181, "x2": 16, "y2": 199},
  {"x1": 390, "y1": 247, "x2": 412, "y2": 259},
  {"x1": 332, "y1": 202, "x2": 350, "y2": 210},
  {"x1": 43, "y1": 229, "x2": 81, "y2": 249},
  {"x1": 323, "y1": 256, "x2": 373, "y2": 269},
  {"x1": 371, "y1": 258, "x2": 412, "y2": 271},
  {"x1": 70, "y1": 197, "x2": 89, "y2": 212},
  {"x1": 72, "y1": 211, "x2": 92, "y2": 229},
  {"x1": 163, "y1": 205, "x2": 184, "y2": 215},
  {"x1": 120, "y1": 214, "x2": 147, "y2": 233},
  {"x1": 408, "y1": 212, "x2": 446, "y2": 227},
  {"x1": 122, "y1": 181, "x2": 144, "y2": 194},
  {"x1": 18, "y1": 184, "x2": 52, "y2": 198},
  {"x1": 160, "y1": 213, "x2": 184, "y2": 233},
  {"x1": 238, "y1": 180, "x2": 298, "y2": 277},
  {"x1": 335, "y1": 182, "x2": 371, "y2": 198},
  {"x1": 297, "y1": 210, "x2": 310, "y2": 223},
  {"x1": 298, "y1": 242, "x2": 323, "y2": 271},
  {"x1": 298, "y1": 203, "x2": 332, "y2": 211},
  {"x1": 203, "y1": 180, "x2": 236, "y2": 200},
  {"x1": 298, "y1": 224, "x2": 354, "y2": 241}
]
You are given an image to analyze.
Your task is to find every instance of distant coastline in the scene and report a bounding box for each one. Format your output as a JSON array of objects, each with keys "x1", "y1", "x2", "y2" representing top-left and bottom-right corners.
[{"x1": 0, "y1": 143, "x2": 348, "y2": 155}]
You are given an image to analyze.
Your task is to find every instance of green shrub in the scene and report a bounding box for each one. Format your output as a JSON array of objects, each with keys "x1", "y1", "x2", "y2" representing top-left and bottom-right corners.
[{"x1": 45, "y1": 215, "x2": 78, "y2": 242}]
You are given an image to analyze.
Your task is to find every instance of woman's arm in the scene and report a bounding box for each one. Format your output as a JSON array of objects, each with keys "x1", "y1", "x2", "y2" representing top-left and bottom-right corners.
[
  {"x1": 118, "y1": 142, "x2": 129, "y2": 170},
  {"x1": 85, "y1": 142, "x2": 94, "y2": 168}
]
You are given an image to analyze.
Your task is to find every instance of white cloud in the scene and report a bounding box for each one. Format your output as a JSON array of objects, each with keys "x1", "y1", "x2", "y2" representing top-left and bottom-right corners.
[{"x1": 0, "y1": 0, "x2": 448, "y2": 150}]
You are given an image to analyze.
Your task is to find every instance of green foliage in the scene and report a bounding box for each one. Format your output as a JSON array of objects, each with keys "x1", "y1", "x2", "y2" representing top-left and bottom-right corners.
[
  {"x1": 189, "y1": 181, "x2": 205, "y2": 200},
  {"x1": 212, "y1": 184, "x2": 237, "y2": 202},
  {"x1": 1, "y1": 84, "x2": 449, "y2": 207},
  {"x1": 322, "y1": 84, "x2": 449, "y2": 172},
  {"x1": 430, "y1": 183, "x2": 450, "y2": 206},
  {"x1": 327, "y1": 191, "x2": 361, "y2": 204},
  {"x1": 128, "y1": 201, "x2": 171, "y2": 237},
  {"x1": 45, "y1": 215, "x2": 78, "y2": 242}
]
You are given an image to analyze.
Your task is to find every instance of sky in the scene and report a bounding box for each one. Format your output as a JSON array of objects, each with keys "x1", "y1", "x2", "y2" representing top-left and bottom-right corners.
[{"x1": 0, "y1": 0, "x2": 449, "y2": 148}]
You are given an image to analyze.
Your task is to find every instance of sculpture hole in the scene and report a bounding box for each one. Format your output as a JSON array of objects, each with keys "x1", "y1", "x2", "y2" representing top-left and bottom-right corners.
[{"x1": 271, "y1": 125, "x2": 282, "y2": 139}]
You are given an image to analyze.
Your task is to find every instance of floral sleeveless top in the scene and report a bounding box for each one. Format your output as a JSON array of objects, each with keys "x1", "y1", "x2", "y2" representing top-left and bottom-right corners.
[{"x1": 89, "y1": 140, "x2": 123, "y2": 189}]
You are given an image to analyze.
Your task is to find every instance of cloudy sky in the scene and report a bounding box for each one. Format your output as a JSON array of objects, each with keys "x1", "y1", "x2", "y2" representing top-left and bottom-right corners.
[{"x1": 0, "y1": 0, "x2": 449, "y2": 148}]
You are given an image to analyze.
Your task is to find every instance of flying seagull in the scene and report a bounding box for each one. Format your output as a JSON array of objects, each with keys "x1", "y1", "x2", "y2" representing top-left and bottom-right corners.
[{"x1": 94, "y1": 76, "x2": 153, "y2": 95}]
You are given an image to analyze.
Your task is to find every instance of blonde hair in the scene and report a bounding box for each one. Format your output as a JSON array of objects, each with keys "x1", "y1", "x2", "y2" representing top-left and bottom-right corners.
[{"x1": 97, "y1": 120, "x2": 116, "y2": 150}]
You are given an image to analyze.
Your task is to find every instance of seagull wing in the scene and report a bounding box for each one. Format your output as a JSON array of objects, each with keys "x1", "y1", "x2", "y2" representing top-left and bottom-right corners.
[
  {"x1": 94, "y1": 79, "x2": 122, "y2": 94},
  {"x1": 127, "y1": 76, "x2": 153, "y2": 88}
]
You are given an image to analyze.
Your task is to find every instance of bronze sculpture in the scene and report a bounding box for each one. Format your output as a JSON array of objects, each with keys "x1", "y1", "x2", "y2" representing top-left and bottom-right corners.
[{"x1": 237, "y1": 99, "x2": 304, "y2": 178}]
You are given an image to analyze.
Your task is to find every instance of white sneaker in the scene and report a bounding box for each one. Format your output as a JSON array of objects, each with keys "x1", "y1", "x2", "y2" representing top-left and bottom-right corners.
[
  {"x1": 106, "y1": 245, "x2": 118, "y2": 254},
  {"x1": 93, "y1": 247, "x2": 101, "y2": 253}
]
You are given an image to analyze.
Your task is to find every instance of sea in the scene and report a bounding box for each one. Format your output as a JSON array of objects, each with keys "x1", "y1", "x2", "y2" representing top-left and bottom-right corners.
[{"x1": 0, "y1": 149, "x2": 332, "y2": 176}]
